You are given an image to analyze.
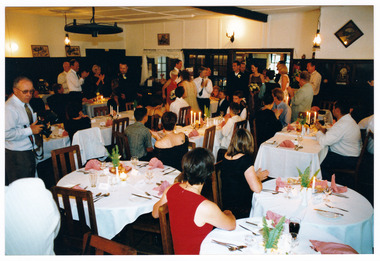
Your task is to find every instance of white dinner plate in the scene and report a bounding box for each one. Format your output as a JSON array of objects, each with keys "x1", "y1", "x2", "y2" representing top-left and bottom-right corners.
[{"x1": 316, "y1": 210, "x2": 342, "y2": 219}]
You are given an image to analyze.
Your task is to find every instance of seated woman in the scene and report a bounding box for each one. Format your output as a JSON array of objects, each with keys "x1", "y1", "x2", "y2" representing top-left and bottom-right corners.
[
  {"x1": 64, "y1": 102, "x2": 91, "y2": 142},
  {"x1": 221, "y1": 128, "x2": 269, "y2": 219},
  {"x1": 144, "y1": 95, "x2": 166, "y2": 130},
  {"x1": 153, "y1": 112, "x2": 188, "y2": 171},
  {"x1": 152, "y1": 148, "x2": 236, "y2": 254},
  {"x1": 107, "y1": 79, "x2": 127, "y2": 113},
  {"x1": 225, "y1": 90, "x2": 248, "y2": 120},
  {"x1": 210, "y1": 85, "x2": 220, "y2": 100},
  {"x1": 255, "y1": 94, "x2": 283, "y2": 147}
]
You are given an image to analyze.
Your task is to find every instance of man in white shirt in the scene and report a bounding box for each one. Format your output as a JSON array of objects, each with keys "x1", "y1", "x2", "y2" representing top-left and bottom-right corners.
[
  {"x1": 194, "y1": 66, "x2": 213, "y2": 117},
  {"x1": 220, "y1": 102, "x2": 243, "y2": 148},
  {"x1": 170, "y1": 86, "x2": 189, "y2": 123},
  {"x1": 315, "y1": 100, "x2": 362, "y2": 181},
  {"x1": 307, "y1": 60, "x2": 322, "y2": 106},
  {"x1": 173, "y1": 59, "x2": 183, "y2": 84},
  {"x1": 67, "y1": 59, "x2": 89, "y2": 105},
  {"x1": 57, "y1": 61, "x2": 70, "y2": 94},
  {"x1": 5, "y1": 77, "x2": 43, "y2": 185},
  {"x1": 358, "y1": 114, "x2": 374, "y2": 154}
]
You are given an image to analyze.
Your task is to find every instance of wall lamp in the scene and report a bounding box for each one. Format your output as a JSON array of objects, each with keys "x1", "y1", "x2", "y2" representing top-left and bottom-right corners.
[
  {"x1": 64, "y1": 33, "x2": 71, "y2": 46},
  {"x1": 226, "y1": 32, "x2": 235, "y2": 42}
]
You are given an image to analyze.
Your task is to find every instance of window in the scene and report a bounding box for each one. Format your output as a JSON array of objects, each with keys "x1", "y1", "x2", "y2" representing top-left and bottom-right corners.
[{"x1": 157, "y1": 56, "x2": 167, "y2": 80}]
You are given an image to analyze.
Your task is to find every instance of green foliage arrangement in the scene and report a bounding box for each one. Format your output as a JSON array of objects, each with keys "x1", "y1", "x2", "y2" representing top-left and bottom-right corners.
[
  {"x1": 204, "y1": 105, "x2": 211, "y2": 118},
  {"x1": 262, "y1": 216, "x2": 286, "y2": 250},
  {"x1": 108, "y1": 145, "x2": 121, "y2": 167},
  {"x1": 297, "y1": 163, "x2": 320, "y2": 188}
]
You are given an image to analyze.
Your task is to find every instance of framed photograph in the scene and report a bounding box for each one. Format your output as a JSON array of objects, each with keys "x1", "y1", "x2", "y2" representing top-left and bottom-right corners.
[
  {"x1": 157, "y1": 33, "x2": 170, "y2": 46},
  {"x1": 65, "y1": 46, "x2": 81, "y2": 57},
  {"x1": 334, "y1": 20, "x2": 363, "y2": 48},
  {"x1": 31, "y1": 45, "x2": 50, "y2": 57}
]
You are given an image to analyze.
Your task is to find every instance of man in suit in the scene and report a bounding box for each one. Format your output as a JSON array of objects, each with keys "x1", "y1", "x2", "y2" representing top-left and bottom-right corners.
[
  {"x1": 117, "y1": 62, "x2": 140, "y2": 102},
  {"x1": 227, "y1": 60, "x2": 248, "y2": 100},
  {"x1": 239, "y1": 60, "x2": 250, "y2": 89},
  {"x1": 215, "y1": 89, "x2": 229, "y2": 117},
  {"x1": 47, "y1": 83, "x2": 68, "y2": 123}
]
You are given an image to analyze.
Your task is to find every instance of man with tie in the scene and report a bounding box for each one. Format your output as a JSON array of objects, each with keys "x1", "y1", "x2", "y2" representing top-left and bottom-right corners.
[
  {"x1": 5, "y1": 76, "x2": 44, "y2": 185},
  {"x1": 117, "y1": 62, "x2": 140, "y2": 102},
  {"x1": 194, "y1": 66, "x2": 213, "y2": 117},
  {"x1": 227, "y1": 60, "x2": 248, "y2": 100},
  {"x1": 66, "y1": 59, "x2": 89, "y2": 106},
  {"x1": 215, "y1": 89, "x2": 229, "y2": 117}
]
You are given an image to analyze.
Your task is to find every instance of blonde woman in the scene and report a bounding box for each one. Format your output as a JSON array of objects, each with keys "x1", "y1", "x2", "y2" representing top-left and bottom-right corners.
[
  {"x1": 278, "y1": 64, "x2": 289, "y2": 102},
  {"x1": 178, "y1": 70, "x2": 200, "y2": 112}
]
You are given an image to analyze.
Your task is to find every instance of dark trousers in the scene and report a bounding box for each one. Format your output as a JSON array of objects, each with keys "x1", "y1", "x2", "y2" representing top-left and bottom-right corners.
[
  {"x1": 5, "y1": 149, "x2": 36, "y2": 185},
  {"x1": 197, "y1": 98, "x2": 210, "y2": 118},
  {"x1": 69, "y1": 91, "x2": 83, "y2": 108},
  {"x1": 320, "y1": 150, "x2": 358, "y2": 181}
]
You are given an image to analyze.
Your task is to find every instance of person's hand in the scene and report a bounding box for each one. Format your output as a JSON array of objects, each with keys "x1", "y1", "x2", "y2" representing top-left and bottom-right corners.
[
  {"x1": 30, "y1": 120, "x2": 44, "y2": 134},
  {"x1": 81, "y1": 71, "x2": 89, "y2": 78},
  {"x1": 295, "y1": 76, "x2": 300, "y2": 82},
  {"x1": 257, "y1": 168, "x2": 269, "y2": 181}
]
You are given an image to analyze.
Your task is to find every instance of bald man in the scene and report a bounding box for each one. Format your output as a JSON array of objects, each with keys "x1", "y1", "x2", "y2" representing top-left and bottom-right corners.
[{"x1": 57, "y1": 61, "x2": 70, "y2": 94}]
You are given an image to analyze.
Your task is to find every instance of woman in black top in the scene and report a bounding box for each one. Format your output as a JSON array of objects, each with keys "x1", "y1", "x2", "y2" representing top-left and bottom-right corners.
[
  {"x1": 221, "y1": 128, "x2": 269, "y2": 218},
  {"x1": 255, "y1": 94, "x2": 283, "y2": 147},
  {"x1": 153, "y1": 111, "x2": 188, "y2": 171},
  {"x1": 64, "y1": 102, "x2": 91, "y2": 142}
]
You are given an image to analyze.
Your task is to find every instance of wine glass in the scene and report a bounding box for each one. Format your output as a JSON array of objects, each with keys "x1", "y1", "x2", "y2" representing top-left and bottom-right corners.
[
  {"x1": 289, "y1": 217, "x2": 301, "y2": 240},
  {"x1": 99, "y1": 161, "x2": 107, "y2": 176},
  {"x1": 323, "y1": 187, "x2": 333, "y2": 202},
  {"x1": 131, "y1": 156, "x2": 139, "y2": 169},
  {"x1": 283, "y1": 185, "x2": 292, "y2": 199},
  {"x1": 297, "y1": 134, "x2": 303, "y2": 147},
  {"x1": 144, "y1": 170, "x2": 154, "y2": 184}
]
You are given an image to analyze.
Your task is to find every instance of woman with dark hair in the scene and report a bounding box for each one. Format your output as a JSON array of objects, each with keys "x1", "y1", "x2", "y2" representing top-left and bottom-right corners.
[
  {"x1": 153, "y1": 111, "x2": 189, "y2": 170},
  {"x1": 107, "y1": 79, "x2": 127, "y2": 113},
  {"x1": 178, "y1": 69, "x2": 200, "y2": 113},
  {"x1": 221, "y1": 128, "x2": 269, "y2": 218},
  {"x1": 152, "y1": 148, "x2": 236, "y2": 254},
  {"x1": 64, "y1": 102, "x2": 91, "y2": 142}
]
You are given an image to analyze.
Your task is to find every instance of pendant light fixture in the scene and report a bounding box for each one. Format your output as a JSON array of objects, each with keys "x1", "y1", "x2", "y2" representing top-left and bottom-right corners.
[
  {"x1": 64, "y1": 13, "x2": 71, "y2": 46},
  {"x1": 313, "y1": 13, "x2": 321, "y2": 49}
]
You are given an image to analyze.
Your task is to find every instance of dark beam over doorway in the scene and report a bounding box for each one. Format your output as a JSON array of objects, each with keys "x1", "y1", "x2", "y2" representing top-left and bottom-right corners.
[{"x1": 195, "y1": 6, "x2": 268, "y2": 22}]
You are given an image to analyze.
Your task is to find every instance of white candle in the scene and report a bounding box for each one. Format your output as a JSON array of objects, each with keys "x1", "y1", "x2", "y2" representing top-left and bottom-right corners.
[
  {"x1": 307, "y1": 112, "x2": 310, "y2": 124},
  {"x1": 312, "y1": 176, "x2": 316, "y2": 191},
  {"x1": 199, "y1": 112, "x2": 201, "y2": 121},
  {"x1": 117, "y1": 105, "x2": 119, "y2": 115},
  {"x1": 191, "y1": 111, "x2": 193, "y2": 125},
  {"x1": 314, "y1": 112, "x2": 317, "y2": 124}
]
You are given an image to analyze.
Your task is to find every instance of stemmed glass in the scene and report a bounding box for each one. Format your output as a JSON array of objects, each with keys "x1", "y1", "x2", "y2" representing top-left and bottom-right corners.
[
  {"x1": 131, "y1": 156, "x2": 139, "y2": 169},
  {"x1": 297, "y1": 134, "x2": 303, "y2": 148},
  {"x1": 323, "y1": 187, "x2": 333, "y2": 202},
  {"x1": 283, "y1": 185, "x2": 292, "y2": 199},
  {"x1": 99, "y1": 161, "x2": 107, "y2": 176},
  {"x1": 145, "y1": 170, "x2": 154, "y2": 184}
]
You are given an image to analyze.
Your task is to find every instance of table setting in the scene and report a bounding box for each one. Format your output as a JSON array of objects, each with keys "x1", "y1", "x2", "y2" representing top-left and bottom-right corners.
[{"x1": 40, "y1": 123, "x2": 70, "y2": 162}]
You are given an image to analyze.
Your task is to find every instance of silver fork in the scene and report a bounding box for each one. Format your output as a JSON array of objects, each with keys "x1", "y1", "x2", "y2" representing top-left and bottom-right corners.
[
  {"x1": 325, "y1": 203, "x2": 348, "y2": 212},
  {"x1": 145, "y1": 192, "x2": 160, "y2": 199}
]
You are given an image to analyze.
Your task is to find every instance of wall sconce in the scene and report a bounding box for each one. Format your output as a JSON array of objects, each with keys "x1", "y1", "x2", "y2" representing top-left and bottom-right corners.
[
  {"x1": 64, "y1": 33, "x2": 71, "y2": 46},
  {"x1": 313, "y1": 14, "x2": 321, "y2": 49},
  {"x1": 226, "y1": 32, "x2": 235, "y2": 43}
]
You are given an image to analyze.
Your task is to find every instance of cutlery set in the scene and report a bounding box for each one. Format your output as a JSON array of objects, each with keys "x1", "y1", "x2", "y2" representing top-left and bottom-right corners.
[
  {"x1": 211, "y1": 240, "x2": 247, "y2": 251},
  {"x1": 93, "y1": 193, "x2": 110, "y2": 202}
]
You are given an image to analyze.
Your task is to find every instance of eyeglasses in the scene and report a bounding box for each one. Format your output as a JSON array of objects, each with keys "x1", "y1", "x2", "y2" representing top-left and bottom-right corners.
[{"x1": 16, "y1": 88, "x2": 35, "y2": 94}]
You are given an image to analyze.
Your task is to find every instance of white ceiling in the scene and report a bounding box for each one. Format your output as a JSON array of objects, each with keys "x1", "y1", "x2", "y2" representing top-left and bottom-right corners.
[{"x1": 6, "y1": 6, "x2": 320, "y2": 24}]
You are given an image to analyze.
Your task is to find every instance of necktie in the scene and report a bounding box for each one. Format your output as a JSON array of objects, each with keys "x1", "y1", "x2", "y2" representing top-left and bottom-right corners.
[
  {"x1": 24, "y1": 103, "x2": 33, "y2": 124},
  {"x1": 25, "y1": 104, "x2": 42, "y2": 149},
  {"x1": 199, "y1": 79, "x2": 204, "y2": 96}
]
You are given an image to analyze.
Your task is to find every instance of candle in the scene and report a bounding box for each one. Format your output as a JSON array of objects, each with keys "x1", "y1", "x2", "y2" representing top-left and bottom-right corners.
[
  {"x1": 199, "y1": 112, "x2": 201, "y2": 121},
  {"x1": 314, "y1": 112, "x2": 317, "y2": 124},
  {"x1": 312, "y1": 176, "x2": 316, "y2": 191},
  {"x1": 307, "y1": 112, "x2": 310, "y2": 124},
  {"x1": 120, "y1": 172, "x2": 127, "y2": 181},
  {"x1": 191, "y1": 111, "x2": 193, "y2": 125},
  {"x1": 117, "y1": 105, "x2": 119, "y2": 115}
]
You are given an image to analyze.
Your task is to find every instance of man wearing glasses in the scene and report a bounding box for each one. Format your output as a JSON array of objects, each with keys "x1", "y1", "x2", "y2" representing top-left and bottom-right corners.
[{"x1": 5, "y1": 77, "x2": 44, "y2": 185}]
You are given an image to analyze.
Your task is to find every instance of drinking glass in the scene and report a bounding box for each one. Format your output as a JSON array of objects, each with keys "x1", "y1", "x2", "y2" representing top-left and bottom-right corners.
[
  {"x1": 297, "y1": 134, "x2": 303, "y2": 147},
  {"x1": 288, "y1": 217, "x2": 301, "y2": 240},
  {"x1": 89, "y1": 170, "x2": 98, "y2": 187},
  {"x1": 145, "y1": 170, "x2": 154, "y2": 184},
  {"x1": 131, "y1": 156, "x2": 139, "y2": 169},
  {"x1": 283, "y1": 185, "x2": 292, "y2": 199},
  {"x1": 323, "y1": 187, "x2": 332, "y2": 202},
  {"x1": 99, "y1": 161, "x2": 107, "y2": 176}
]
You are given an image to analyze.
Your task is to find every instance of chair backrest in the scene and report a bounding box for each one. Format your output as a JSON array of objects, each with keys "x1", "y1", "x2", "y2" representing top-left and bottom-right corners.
[
  {"x1": 213, "y1": 160, "x2": 223, "y2": 209},
  {"x1": 203, "y1": 125, "x2": 216, "y2": 152},
  {"x1": 232, "y1": 120, "x2": 247, "y2": 138},
  {"x1": 125, "y1": 102, "x2": 134, "y2": 111},
  {"x1": 93, "y1": 106, "x2": 109, "y2": 117},
  {"x1": 319, "y1": 100, "x2": 335, "y2": 111},
  {"x1": 115, "y1": 132, "x2": 131, "y2": 160},
  {"x1": 82, "y1": 232, "x2": 137, "y2": 255},
  {"x1": 51, "y1": 186, "x2": 98, "y2": 237},
  {"x1": 150, "y1": 114, "x2": 161, "y2": 131},
  {"x1": 178, "y1": 106, "x2": 191, "y2": 126},
  {"x1": 51, "y1": 145, "x2": 82, "y2": 184},
  {"x1": 355, "y1": 130, "x2": 373, "y2": 173},
  {"x1": 158, "y1": 203, "x2": 174, "y2": 255},
  {"x1": 251, "y1": 119, "x2": 258, "y2": 159},
  {"x1": 111, "y1": 117, "x2": 130, "y2": 146}
]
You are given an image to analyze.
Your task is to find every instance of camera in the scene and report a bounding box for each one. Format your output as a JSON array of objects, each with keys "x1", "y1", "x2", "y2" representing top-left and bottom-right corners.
[{"x1": 37, "y1": 117, "x2": 52, "y2": 138}]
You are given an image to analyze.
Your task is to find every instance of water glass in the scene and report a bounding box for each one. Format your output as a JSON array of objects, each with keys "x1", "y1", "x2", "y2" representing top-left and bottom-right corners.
[
  {"x1": 99, "y1": 161, "x2": 107, "y2": 176},
  {"x1": 323, "y1": 187, "x2": 332, "y2": 202},
  {"x1": 89, "y1": 171, "x2": 98, "y2": 187},
  {"x1": 131, "y1": 156, "x2": 139, "y2": 169},
  {"x1": 283, "y1": 185, "x2": 292, "y2": 199},
  {"x1": 145, "y1": 170, "x2": 154, "y2": 184}
]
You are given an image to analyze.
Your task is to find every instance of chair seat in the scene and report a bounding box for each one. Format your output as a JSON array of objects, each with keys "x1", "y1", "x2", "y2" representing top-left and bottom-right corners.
[{"x1": 131, "y1": 213, "x2": 161, "y2": 234}]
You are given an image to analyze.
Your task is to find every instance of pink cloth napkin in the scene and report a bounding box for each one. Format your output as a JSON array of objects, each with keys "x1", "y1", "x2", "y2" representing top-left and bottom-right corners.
[
  {"x1": 286, "y1": 124, "x2": 295, "y2": 131},
  {"x1": 106, "y1": 119, "x2": 113, "y2": 127},
  {"x1": 279, "y1": 140, "x2": 295, "y2": 148},
  {"x1": 331, "y1": 174, "x2": 347, "y2": 193},
  {"x1": 149, "y1": 157, "x2": 164, "y2": 169},
  {"x1": 153, "y1": 180, "x2": 171, "y2": 196},
  {"x1": 265, "y1": 210, "x2": 289, "y2": 226},
  {"x1": 188, "y1": 129, "x2": 199, "y2": 138},
  {"x1": 309, "y1": 240, "x2": 358, "y2": 254},
  {"x1": 315, "y1": 180, "x2": 328, "y2": 190},
  {"x1": 72, "y1": 185, "x2": 86, "y2": 191},
  {"x1": 62, "y1": 130, "x2": 69, "y2": 137},
  {"x1": 85, "y1": 159, "x2": 101, "y2": 170},
  {"x1": 275, "y1": 177, "x2": 286, "y2": 191}
]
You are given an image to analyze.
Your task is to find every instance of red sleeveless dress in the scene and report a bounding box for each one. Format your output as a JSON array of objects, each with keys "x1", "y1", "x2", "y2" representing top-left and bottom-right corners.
[
  {"x1": 166, "y1": 80, "x2": 177, "y2": 105},
  {"x1": 167, "y1": 183, "x2": 213, "y2": 254}
]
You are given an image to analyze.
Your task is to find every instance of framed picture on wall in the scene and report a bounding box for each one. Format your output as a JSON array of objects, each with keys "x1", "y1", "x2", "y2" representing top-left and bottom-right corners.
[
  {"x1": 157, "y1": 33, "x2": 170, "y2": 46},
  {"x1": 334, "y1": 20, "x2": 364, "y2": 48},
  {"x1": 65, "y1": 46, "x2": 81, "y2": 57},
  {"x1": 31, "y1": 45, "x2": 50, "y2": 57}
]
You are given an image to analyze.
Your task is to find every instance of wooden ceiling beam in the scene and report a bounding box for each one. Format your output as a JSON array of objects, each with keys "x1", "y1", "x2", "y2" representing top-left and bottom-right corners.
[{"x1": 195, "y1": 6, "x2": 268, "y2": 22}]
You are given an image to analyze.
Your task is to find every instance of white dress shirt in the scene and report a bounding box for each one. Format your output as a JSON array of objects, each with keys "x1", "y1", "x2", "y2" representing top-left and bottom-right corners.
[
  {"x1": 57, "y1": 71, "x2": 69, "y2": 93},
  {"x1": 5, "y1": 95, "x2": 36, "y2": 151},
  {"x1": 66, "y1": 68, "x2": 84, "y2": 92},
  {"x1": 310, "y1": 70, "x2": 322, "y2": 96},
  {"x1": 226, "y1": 107, "x2": 247, "y2": 120},
  {"x1": 220, "y1": 115, "x2": 243, "y2": 148},
  {"x1": 5, "y1": 178, "x2": 61, "y2": 255},
  {"x1": 316, "y1": 114, "x2": 362, "y2": 157},
  {"x1": 358, "y1": 115, "x2": 374, "y2": 154},
  {"x1": 170, "y1": 97, "x2": 189, "y2": 122},
  {"x1": 194, "y1": 76, "x2": 213, "y2": 98},
  {"x1": 173, "y1": 67, "x2": 181, "y2": 84}
]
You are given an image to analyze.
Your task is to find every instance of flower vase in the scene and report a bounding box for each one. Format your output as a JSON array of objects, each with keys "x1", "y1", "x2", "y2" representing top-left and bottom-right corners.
[{"x1": 301, "y1": 187, "x2": 309, "y2": 206}]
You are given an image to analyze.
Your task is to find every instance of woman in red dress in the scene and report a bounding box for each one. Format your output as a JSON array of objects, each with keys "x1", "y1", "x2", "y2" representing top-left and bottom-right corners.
[{"x1": 162, "y1": 70, "x2": 178, "y2": 108}]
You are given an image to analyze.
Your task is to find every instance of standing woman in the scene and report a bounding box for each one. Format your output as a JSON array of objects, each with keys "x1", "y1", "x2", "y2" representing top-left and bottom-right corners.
[
  {"x1": 278, "y1": 64, "x2": 290, "y2": 103},
  {"x1": 162, "y1": 70, "x2": 178, "y2": 109},
  {"x1": 178, "y1": 70, "x2": 200, "y2": 113},
  {"x1": 249, "y1": 63, "x2": 265, "y2": 87},
  {"x1": 248, "y1": 63, "x2": 264, "y2": 121}
]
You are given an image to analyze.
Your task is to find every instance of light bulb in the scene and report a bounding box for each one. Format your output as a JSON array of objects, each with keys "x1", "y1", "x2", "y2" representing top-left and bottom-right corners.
[{"x1": 64, "y1": 34, "x2": 71, "y2": 46}]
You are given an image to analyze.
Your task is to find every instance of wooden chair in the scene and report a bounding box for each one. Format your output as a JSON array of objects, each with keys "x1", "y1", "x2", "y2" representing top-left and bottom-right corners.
[
  {"x1": 188, "y1": 141, "x2": 196, "y2": 150},
  {"x1": 114, "y1": 132, "x2": 131, "y2": 160},
  {"x1": 232, "y1": 119, "x2": 247, "y2": 138},
  {"x1": 319, "y1": 100, "x2": 335, "y2": 111},
  {"x1": 51, "y1": 186, "x2": 97, "y2": 253},
  {"x1": 150, "y1": 114, "x2": 161, "y2": 131},
  {"x1": 111, "y1": 117, "x2": 129, "y2": 146},
  {"x1": 251, "y1": 119, "x2": 258, "y2": 159},
  {"x1": 158, "y1": 203, "x2": 174, "y2": 254},
  {"x1": 331, "y1": 130, "x2": 373, "y2": 190},
  {"x1": 203, "y1": 125, "x2": 216, "y2": 153},
  {"x1": 178, "y1": 106, "x2": 191, "y2": 126},
  {"x1": 125, "y1": 102, "x2": 134, "y2": 111},
  {"x1": 201, "y1": 160, "x2": 222, "y2": 208},
  {"x1": 82, "y1": 232, "x2": 137, "y2": 255},
  {"x1": 93, "y1": 106, "x2": 109, "y2": 117},
  {"x1": 51, "y1": 145, "x2": 82, "y2": 185}
]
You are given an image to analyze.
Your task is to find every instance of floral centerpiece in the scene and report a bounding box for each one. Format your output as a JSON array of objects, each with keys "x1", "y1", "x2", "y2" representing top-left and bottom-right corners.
[
  {"x1": 249, "y1": 83, "x2": 260, "y2": 92},
  {"x1": 297, "y1": 163, "x2": 320, "y2": 189},
  {"x1": 262, "y1": 216, "x2": 286, "y2": 252},
  {"x1": 108, "y1": 145, "x2": 125, "y2": 174}
]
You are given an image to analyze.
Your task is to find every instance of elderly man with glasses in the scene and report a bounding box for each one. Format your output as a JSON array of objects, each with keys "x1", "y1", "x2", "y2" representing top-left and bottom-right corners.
[{"x1": 5, "y1": 76, "x2": 44, "y2": 185}]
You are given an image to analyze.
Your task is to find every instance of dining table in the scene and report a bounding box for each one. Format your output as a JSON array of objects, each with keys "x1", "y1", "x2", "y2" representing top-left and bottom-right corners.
[
  {"x1": 82, "y1": 98, "x2": 110, "y2": 118},
  {"x1": 249, "y1": 178, "x2": 374, "y2": 254},
  {"x1": 56, "y1": 160, "x2": 180, "y2": 239},
  {"x1": 40, "y1": 123, "x2": 70, "y2": 163}
]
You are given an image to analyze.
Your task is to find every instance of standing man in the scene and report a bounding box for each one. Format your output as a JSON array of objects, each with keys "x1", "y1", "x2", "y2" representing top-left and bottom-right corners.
[
  {"x1": 194, "y1": 66, "x2": 213, "y2": 117},
  {"x1": 117, "y1": 62, "x2": 140, "y2": 102},
  {"x1": 67, "y1": 59, "x2": 89, "y2": 106},
  {"x1": 307, "y1": 60, "x2": 322, "y2": 106},
  {"x1": 5, "y1": 77, "x2": 43, "y2": 185},
  {"x1": 287, "y1": 71, "x2": 314, "y2": 122},
  {"x1": 239, "y1": 60, "x2": 250, "y2": 90},
  {"x1": 173, "y1": 59, "x2": 183, "y2": 84},
  {"x1": 227, "y1": 60, "x2": 247, "y2": 99},
  {"x1": 57, "y1": 61, "x2": 70, "y2": 94}
]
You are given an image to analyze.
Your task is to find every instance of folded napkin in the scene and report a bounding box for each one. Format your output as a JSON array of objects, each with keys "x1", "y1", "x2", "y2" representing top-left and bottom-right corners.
[
  {"x1": 275, "y1": 177, "x2": 286, "y2": 190},
  {"x1": 149, "y1": 157, "x2": 164, "y2": 169},
  {"x1": 72, "y1": 185, "x2": 86, "y2": 191},
  {"x1": 85, "y1": 159, "x2": 101, "y2": 170},
  {"x1": 153, "y1": 180, "x2": 171, "y2": 196},
  {"x1": 315, "y1": 180, "x2": 328, "y2": 191},
  {"x1": 331, "y1": 174, "x2": 347, "y2": 193},
  {"x1": 188, "y1": 129, "x2": 199, "y2": 138},
  {"x1": 106, "y1": 119, "x2": 113, "y2": 127},
  {"x1": 279, "y1": 140, "x2": 295, "y2": 148},
  {"x1": 265, "y1": 210, "x2": 289, "y2": 226},
  {"x1": 286, "y1": 124, "x2": 295, "y2": 131},
  {"x1": 309, "y1": 240, "x2": 358, "y2": 254},
  {"x1": 62, "y1": 130, "x2": 69, "y2": 137}
]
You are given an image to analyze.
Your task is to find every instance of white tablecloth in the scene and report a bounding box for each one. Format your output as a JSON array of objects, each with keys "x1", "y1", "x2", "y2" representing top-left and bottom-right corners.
[
  {"x1": 56, "y1": 161, "x2": 179, "y2": 239},
  {"x1": 249, "y1": 179, "x2": 374, "y2": 254},
  {"x1": 254, "y1": 132, "x2": 328, "y2": 179},
  {"x1": 82, "y1": 99, "x2": 110, "y2": 118},
  {"x1": 200, "y1": 217, "x2": 343, "y2": 255},
  {"x1": 40, "y1": 124, "x2": 70, "y2": 163},
  {"x1": 210, "y1": 99, "x2": 218, "y2": 115}
]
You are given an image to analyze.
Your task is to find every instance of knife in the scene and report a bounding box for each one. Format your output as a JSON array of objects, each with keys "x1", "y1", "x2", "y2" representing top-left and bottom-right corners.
[
  {"x1": 332, "y1": 193, "x2": 349, "y2": 198},
  {"x1": 239, "y1": 224, "x2": 258, "y2": 235},
  {"x1": 314, "y1": 209, "x2": 344, "y2": 216},
  {"x1": 163, "y1": 169, "x2": 177, "y2": 175},
  {"x1": 262, "y1": 189, "x2": 283, "y2": 193},
  {"x1": 246, "y1": 221, "x2": 258, "y2": 226},
  {"x1": 131, "y1": 193, "x2": 152, "y2": 200}
]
